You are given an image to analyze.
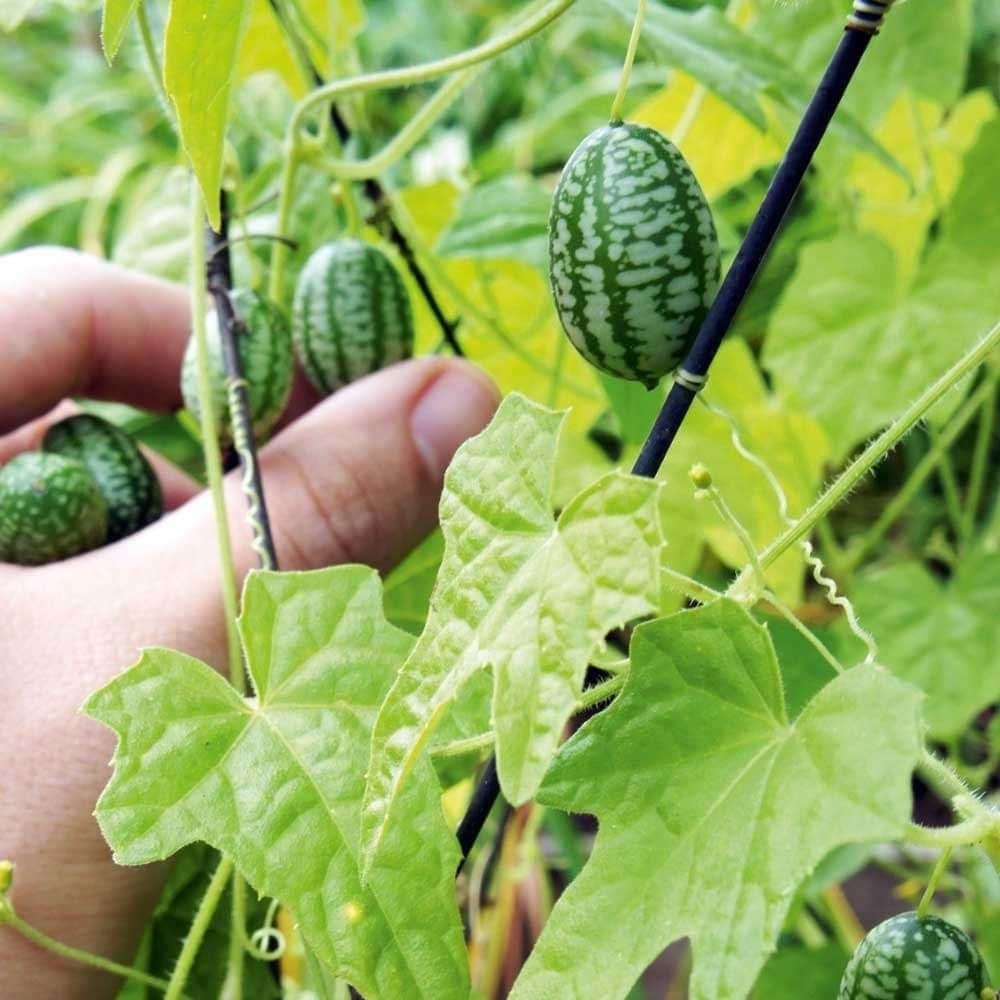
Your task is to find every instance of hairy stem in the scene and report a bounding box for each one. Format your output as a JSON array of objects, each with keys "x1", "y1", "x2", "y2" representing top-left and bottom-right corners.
[
  {"x1": 0, "y1": 906, "x2": 174, "y2": 995},
  {"x1": 930, "y1": 424, "x2": 967, "y2": 543},
  {"x1": 843, "y1": 377, "x2": 996, "y2": 571},
  {"x1": 164, "y1": 855, "x2": 234, "y2": 1000},
  {"x1": 752, "y1": 321, "x2": 1000, "y2": 575}
]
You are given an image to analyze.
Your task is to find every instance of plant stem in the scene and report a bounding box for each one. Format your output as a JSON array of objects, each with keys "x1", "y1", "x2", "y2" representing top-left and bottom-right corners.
[
  {"x1": 609, "y1": 0, "x2": 648, "y2": 123},
  {"x1": 842, "y1": 379, "x2": 995, "y2": 572},
  {"x1": 208, "y1": 194, "x2": 280, "y2": 578},
  {"x1": 1, "y1": 909, "x2": 174, "y2": 994},
  {"x1": 314, "y1": 68, "x2": 481, "y2": 181},
  {"x1": 906, "y1": 816, "x2": 995, "y2": 849},
  {"x1": 762, "y1": 590, "x2": 844, "y2": 676},
  {"x1": 190, "y1": 183, "x2": 244, "y2": 690},
  {"x1": 821, "y1": 884, "x2": 864, "y2": 950},
  {"x1": 752, "y1": 321, "x2": 1000, "y2": 575},
  {"x1": 164, "y1": 855, "x2": 234, "y2": 1000},
  {"x1": 221, "y1": 872, "x2": 246, "y2": 999},
  {"x1": 962, "y1": 373, "x2": 998, "y2": 539},
  {"x1": 917, "y1": 846, "x2": 953, "y2": 919},
  {"x1": 930, "y1": 424, "x2": 967, "y2": 543},
  {"x1": 269, "y1": 0, "x2": 578, "y2": 300},
  {"x1": 918, "y1": 748, "x2": 972, "y2": 804}
]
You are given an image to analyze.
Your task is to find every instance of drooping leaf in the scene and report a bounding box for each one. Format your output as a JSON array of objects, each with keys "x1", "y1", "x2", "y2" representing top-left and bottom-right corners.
[
  {"x1": 511, "y1": 600, "x2": 923, "y2": 1000},
  {"x1": 851, "y1": 547, "x2": 1000, "y2": 739},
  {"x1": 102, "y1": 0, "x2": 141, "y2": 62},
  {"x1": 436, "y1": 174, "x2": 551, "y2": 271},
  {"x1": 163, "y1": 0, "x2": 251, "y2": 228},
  {"x1": 363, "y1": 393, "x2": 665, "y2": 865},
  {"x1": 85, "y1": 567, "x2": 469, "y2": 1000}
]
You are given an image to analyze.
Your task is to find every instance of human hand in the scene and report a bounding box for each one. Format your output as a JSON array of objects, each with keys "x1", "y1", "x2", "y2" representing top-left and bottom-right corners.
[{"x1": 0, "y1": 248, "x2": 499, "y2": 998}]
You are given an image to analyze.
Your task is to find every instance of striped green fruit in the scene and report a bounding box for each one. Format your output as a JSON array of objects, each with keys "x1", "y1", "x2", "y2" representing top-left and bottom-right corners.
[
  {"x1": 548, "y1": 121, "x2": 720, "y2": 388},
  {"x1": 43, "y1": 414, "x2": 162, "y2": 543},
  {"x1": 292, "y1": 239, "x2": 414, "y2": 395},
  {"x1": 181, "y1": 289, "x2": 294, "y2": 446},
  {"x1": 838, "y1": 911, "x2": 991, "y2": 999},
  {"x1": 0, "y1": 452, "x2": 108, "y2": 565}
]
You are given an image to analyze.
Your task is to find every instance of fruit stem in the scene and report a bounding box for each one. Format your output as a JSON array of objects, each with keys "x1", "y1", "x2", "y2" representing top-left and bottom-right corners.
[
  {"x1": 609, "y1": 0, "x2": 648, "y2": 124},
  {"x1": 917, "y1": 846, "x2": 953, "y2": 919}
]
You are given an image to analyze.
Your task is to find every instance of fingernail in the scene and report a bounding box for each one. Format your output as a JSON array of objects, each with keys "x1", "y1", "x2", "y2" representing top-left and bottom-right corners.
[{"x1": 411, "y1": 365, "x2": 500, "y2": 480}]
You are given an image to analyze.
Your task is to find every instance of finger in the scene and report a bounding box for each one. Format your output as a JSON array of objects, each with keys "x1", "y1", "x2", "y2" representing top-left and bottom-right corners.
[
  {"x1": 75, "y1": 357, "x2": 500, "y2": 671},
  {"x1": 0, "y1": 247, "x2": 190, "y2": 433},
  {"x1": 0, "y1": 401, "x2": 201, "y2": 511}
]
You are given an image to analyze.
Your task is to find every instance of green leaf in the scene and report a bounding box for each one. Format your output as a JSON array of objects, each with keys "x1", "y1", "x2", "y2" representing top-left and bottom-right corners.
[
  {"x1": 511, "y1": 600, "x2": 922, "y2": 1000},
  {"x1": 752, "y1": 943, "x2": 847, "y2": 999},
  {"x1": 102, "y1": 0, "x2": 141, "y2": 62},
  {"x1": 363, "y1": 393, "x2": 665, "y2": 863},
  {"x1": 764, "y1": 117, "x2": 1000, "y2": 459},
  {"x1": 602, "y1": 0, "x2": 895, "y2": 166},
  {"x1": 163, "y1": 0, "x2": 251, "y2": 228},
  {"x1": 436, "y1": 174, "x2": 551, "y2": 271},
  {"x1": 852, "y1": 546, "x2": 1000, "y2": 739},
  {"x1": 85, "y1": 566, "x2": 469, "y2": 1000},
  {"x1": 382, "y1": 530, "x2": 444, "y2": 635}
]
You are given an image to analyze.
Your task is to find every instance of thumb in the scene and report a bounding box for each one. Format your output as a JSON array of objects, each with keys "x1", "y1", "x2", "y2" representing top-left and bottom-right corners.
[{"x1": 90, "y1": 358, "x2": 499, "y2": 669}]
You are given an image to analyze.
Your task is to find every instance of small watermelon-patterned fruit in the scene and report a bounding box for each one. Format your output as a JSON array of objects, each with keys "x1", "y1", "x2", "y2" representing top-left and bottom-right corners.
[
  {"x1": 43, "y1": 414, "x2": 162, "y2": 543},
  {"x1": 548, "y1": 121, "x2": 721, "y2": 388},
  {"x1": 838, "y1": 911, "x2": 991, "y2": 999},
  {"x1": 292, "y1": 239, "x2": 414, "y2": 395},
  {"x1": 0, "y1": 452, "x2": 107, "y2": 565},
  {"x1": 181, "y1": 288, "x2": 294, "y2": 446}
]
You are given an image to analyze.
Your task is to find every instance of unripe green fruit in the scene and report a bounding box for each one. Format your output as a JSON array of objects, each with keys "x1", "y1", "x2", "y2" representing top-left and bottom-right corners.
[
  {"x1": 548, "y1": 121, "x2": 720, "y2": 388},
  {"x1": 181, "y1": 288, "x2": 294, "y2": 446},
  {"x1": 292, "y1": 239, "x2": 414, "y2": 395},
  {"x1": 0, "y1": 452, "x2": 108, "y2": 565},
  {"x1": 43, "y1": 414, "x2": 162, "y2": 543},
  {"x1": 838, "y1": 911, "x2": 991, "y2": 999}
]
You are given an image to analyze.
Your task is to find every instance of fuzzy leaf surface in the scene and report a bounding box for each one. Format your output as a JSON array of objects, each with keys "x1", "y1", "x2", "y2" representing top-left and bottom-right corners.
[
  {"x1": 85, "y1": 567, "x2": 468, "y2": 1000},
  {"x1": 852, "y1": 546, "x2": 1000, "y2": 739},
  {"x1": 164, "y1": 0, "x2": 250, "y2": 227},
  {"x1": 363, "y1": 393, "x2": 665, "y2": 865},
  {"x1": 511, "y1": 600, "x2": 922, "y2": 1000}
]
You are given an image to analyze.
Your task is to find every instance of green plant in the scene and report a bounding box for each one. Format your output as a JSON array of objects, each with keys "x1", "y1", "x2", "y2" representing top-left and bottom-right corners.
[{"x1": 2, "y1": 0, "x2": 1000, "y2": 998}]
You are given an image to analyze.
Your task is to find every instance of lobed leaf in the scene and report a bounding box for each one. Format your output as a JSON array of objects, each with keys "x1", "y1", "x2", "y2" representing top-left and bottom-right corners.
[
  {"x1": 86, "y1": 567, "x2": 468, "y2": 1000},
  {"x1": 511, "y1": 599, "x2": 922, "y2": 1000},
  {"x1": 362, "y1": 393, "x2": 665, "y2": 868},
  {"x1": 102, "y1": 0, "x2": 141, "y2": 62},
  {"x1": 852, "y1": 545, "x2": 1000, "y2": 739}
]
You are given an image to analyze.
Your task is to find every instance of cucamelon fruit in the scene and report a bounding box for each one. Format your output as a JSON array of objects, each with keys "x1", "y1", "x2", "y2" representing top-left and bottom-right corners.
[
  {"x1": 43, "y1": 414, "x2": 162, "y2": 543},
  {"x1": 292, "y1": 239, "x2": 415, "y2": 395},
  {"x1": 548, "y1": 121, "x2": 720, "y2": 388},
  {"x1": 0, "y1": 452, "x2": 108, "y2": 565}
]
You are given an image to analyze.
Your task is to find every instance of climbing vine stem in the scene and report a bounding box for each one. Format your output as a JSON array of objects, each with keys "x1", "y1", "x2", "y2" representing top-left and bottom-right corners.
[
  {"x1": 749, "y1": 320, "x2": 1000, "y2": 579},
  {"x1": 268, "y1": 0, "x2": 578, "y2": 302},
  {"x1": 609, "y1": 0, "x2": 648, "y2": 123}
]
